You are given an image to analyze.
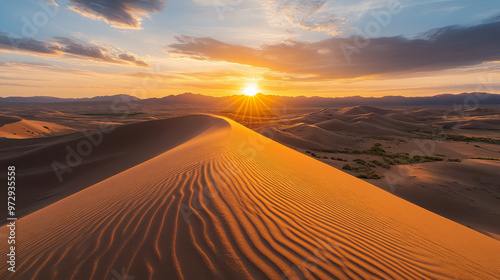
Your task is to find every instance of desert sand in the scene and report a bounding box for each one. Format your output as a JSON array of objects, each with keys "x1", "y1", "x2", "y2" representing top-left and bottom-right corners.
[
  {"x1": 255, "y1": 105, "x2": 500, "y2": 240},
  {"x1": 1, "y1": 114, "x2": 499, "y2": 279},
  {"x1": 0, "y1": 114, "x2": 74, "y2": 139}
]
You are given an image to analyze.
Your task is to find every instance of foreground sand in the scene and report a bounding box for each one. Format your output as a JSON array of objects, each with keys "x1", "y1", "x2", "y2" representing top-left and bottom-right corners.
[
  {"x1": 254, "y1": 106, "x2": 500, "y2": 239},
  {"x1": 1, "y1": 115, "x2": 499, "y2": 279}
]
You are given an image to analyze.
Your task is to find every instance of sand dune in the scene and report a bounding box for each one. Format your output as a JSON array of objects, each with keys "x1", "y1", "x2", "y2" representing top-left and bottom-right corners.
[
  {"x1": 1, "y1": 115, "x2": 499, "y2": 279},
  {"x1": 0, "y1": 115, "x2": 74, "y2": 139},
  {"x1": 378, "y1": 159, "x2": 500, "y2": 240},
  {"x1": 0, "y1": 115, "x2": 22, "y2": 126},
  {"x1": 257, "y1": 126, "x2": 328, "y2": 150},
  {"x1": 338, "y1": 106, "x2": 392, "y2": 115},
  {"x1": 0, "y1": 115, "x2": 226, "y2": 220},
  {"x1": 352, "y1": 113, "x2": 426, "y2": 131},
  {"x1": 284, "y1": 124, "x2": 362, "y2": 148},
  {"x1": 315, "y1": 118, "x2": 352, "y2": 131},
  {"x1": 255, "y1": 106, "x2": 500, "y2": 241},
  {"x1": 284, "y1": 107, "x2": 433, "y2": 138}
]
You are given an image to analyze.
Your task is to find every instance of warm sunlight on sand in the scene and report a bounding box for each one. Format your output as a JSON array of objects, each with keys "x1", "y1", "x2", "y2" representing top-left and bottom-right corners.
[{"x1": 242, "y1": 83, "x2": 260, "y2": 96}]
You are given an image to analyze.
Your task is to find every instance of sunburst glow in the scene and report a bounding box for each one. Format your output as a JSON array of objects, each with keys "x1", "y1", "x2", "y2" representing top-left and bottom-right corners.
[{"x1": 243, "y1": 83, "x2": 260, "y2": 96}]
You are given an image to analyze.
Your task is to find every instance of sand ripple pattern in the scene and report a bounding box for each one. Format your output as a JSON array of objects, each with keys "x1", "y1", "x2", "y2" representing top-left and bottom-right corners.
[{"x1": 1, "y1": 115, "x2": 499, "y2": 279}]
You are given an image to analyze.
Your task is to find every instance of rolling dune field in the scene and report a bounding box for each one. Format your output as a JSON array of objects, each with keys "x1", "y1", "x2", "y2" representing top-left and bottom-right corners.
[{"x1": 1, "y1": 115, "x2": 499, "y2": 280}]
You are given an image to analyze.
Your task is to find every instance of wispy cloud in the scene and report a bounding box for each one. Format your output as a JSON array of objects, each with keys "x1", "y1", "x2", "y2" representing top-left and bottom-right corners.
[
  {"x1": 169, "y1": 20, "x2": 500, "y2": 79},
  {"x1": 66, "y1": 0, "x2": 168, "y2": 29},
  {"x1": 0, "y1": 33, "x2": 149, "y2": 67},
  {"x1": 0, "y1": 82, "x2": 42, "y2": 87},
  {"x1": 262, "y1": 0, "x2": 344, "y2": 36},
  {"x1": 0, "y1": 61, "x2": 98, "y2": 75}
]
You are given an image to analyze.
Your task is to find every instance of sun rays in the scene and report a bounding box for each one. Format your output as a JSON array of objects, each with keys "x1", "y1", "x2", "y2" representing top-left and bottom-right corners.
[
  {"x1": 221, "y1": 88, "x2": 281, "y2": 129},
  {"x1": 242, "y1": 83, "x2": 260, "y2": 96}
]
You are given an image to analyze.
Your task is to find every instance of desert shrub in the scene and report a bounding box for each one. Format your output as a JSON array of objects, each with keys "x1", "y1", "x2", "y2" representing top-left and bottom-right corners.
[
  {"x1": 447, "y1": 158, "x2": 462, "y2": 162},
  {"x1": 353, "y1": 159, "x2": 366, "y2": 165},
  {"x1": 366, "y1": 136, "x2": 407, "y2": 143},
  {"x1": 422, "y1": 134, "x2": 500, "y2": 145},
  {"x1": 383, "y1": 157, "x2": 395, "y2": 165},
  {"x1": 364, "y1": 143, "x2": 386, "y2": 155},
  {"x1": 371, "y1": 160, "x2": 391, "y2": 169},
  {"x1": 471, "y1": 157, "x2": 500, "y2": 161},
  {"x1": 331, "y1": 157, "x2": 347, "y2": 162},
  {"x1": 342, "y1": 164, "x2": 352, "y2": 170},
  {"x1": 357, "y1": 173, "x2": 381, "y2": 179}
]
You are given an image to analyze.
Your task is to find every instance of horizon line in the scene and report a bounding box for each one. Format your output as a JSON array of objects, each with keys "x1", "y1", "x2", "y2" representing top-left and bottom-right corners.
[{"x1": 0, "y1": 91, "x2": 498, "y2": 100}]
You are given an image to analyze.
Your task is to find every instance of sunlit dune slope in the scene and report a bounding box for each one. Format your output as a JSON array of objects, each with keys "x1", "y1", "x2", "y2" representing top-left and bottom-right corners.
[
  {"x1": 1, "y1": 115, "x2": 499, "y2": 280},
  {"x1": 0, "y1": 115, "x2": 225, "y2": 220},
  {"x1": 0, "y1": 115, "x2": 73, "y2": 139}
]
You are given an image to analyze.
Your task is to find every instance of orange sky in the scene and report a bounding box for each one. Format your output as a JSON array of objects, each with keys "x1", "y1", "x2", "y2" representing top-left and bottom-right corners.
[{"x1": 1, "y1": 1, "x2": 499, "y2": 98}]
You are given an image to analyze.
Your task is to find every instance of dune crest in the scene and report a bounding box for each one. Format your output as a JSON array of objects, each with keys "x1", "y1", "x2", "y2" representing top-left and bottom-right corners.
[
  {"x1": 1, "y1": 115, "x2": 499, "y2": 279},
  {"x1": 0, "y1": 115, "x2": 73, "y2": 139}
]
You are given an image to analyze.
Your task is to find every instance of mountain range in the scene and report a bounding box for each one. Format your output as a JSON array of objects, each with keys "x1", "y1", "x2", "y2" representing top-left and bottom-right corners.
[{"x1": 1, "y1": 92, "x2": 499, "y2": 107}]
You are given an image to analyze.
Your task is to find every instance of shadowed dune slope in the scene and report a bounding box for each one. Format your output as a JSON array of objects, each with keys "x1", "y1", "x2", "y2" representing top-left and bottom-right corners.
[
  {"x1": 0, "y1": 117, "x2": 74, "y2": 139},
  {"x1": 0, "y1": 115, "x2": 227, "y2": 220},
  {"x1": 1, "y1": 115, "x2": 499, "y2": 280}
]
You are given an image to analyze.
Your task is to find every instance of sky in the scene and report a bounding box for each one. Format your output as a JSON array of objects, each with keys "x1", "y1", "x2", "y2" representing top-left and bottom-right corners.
[{"x1": 0, "y1": 0, "x2": 499, "y2": 98}]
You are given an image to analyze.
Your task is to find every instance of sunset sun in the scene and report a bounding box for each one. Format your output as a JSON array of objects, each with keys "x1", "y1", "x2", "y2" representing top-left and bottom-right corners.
[{"x1": 243, "y1": 83, "x2": 260, "y2": 96}]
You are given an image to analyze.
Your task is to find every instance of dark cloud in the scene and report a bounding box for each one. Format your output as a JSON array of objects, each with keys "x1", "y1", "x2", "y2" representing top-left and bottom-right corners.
[
  {"x1": 0, "y1": 33, "x2": 149, "y2": 67},
  {"x1": 168, "y1": 21, "x2": 500, "y2": 79},
  {"x1": 118, "y1": 53, "x2": 149, "y2": 67},
  {"x1": 0, "y1": 34, "x2": 59, "y2": 54},
  {"x1": 67, "y1": 0, "x2": 168, "y2": 29}
]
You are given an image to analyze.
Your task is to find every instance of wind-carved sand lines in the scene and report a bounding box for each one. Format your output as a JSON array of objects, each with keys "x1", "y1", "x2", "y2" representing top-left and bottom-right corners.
[
  {"x1": 0, "y1": 115, "x2": 499, "y2": 279},
  {"x1": 281, "y1": 237, "x2": 343, "y2": 280}
]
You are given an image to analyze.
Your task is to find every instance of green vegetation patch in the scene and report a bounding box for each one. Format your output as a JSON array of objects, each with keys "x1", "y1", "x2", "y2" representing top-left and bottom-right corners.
[
  {"x1": 471, "y1": 157, "x2": 500, "y2": 161},
  {"x1": 80, "y1": 112, "x2": 144, "y2": 117}
]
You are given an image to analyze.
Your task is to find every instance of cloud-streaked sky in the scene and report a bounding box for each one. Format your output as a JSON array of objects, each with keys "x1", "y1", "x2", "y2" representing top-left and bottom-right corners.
[{"x1": 0, "y1": 0, "x2": 499, "y2": 98}]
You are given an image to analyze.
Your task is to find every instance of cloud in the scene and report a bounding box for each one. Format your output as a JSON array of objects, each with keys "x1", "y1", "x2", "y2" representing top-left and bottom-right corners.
[
  {"x1": 118, "y1": 53, "x2": 149, "y2": 67},
  {"x1": 263, "y1": 0, "x2": 344, "y2": 35},
  {"x1": 0, "y1": 61, "x2": 98, "y2": 75},
  {"x1": 0, "y1": 35, "x2": 59, "y2": 54},
  {"x1": 168, "y1": 20, "x2": 500, "y2": 79},
  {"x1": 0, "y1": 33, "x2": 149, "y2": 67},
  {"x1": 0, "y1": 75, "x2": 47, "y2": 81},
  {"x1": 66, "y1": 0, "x2": 168, "y2": 29},
  {"x1": 0, "y1": 82, "x2": 42, "y2": 87}
]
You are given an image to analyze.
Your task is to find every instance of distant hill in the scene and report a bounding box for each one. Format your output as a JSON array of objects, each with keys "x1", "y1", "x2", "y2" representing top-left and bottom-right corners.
[
  {"x1": 1, "y1": 92, "x2": 499, "y2": 107},
  {"x1": 0, "y1": 94, "x2": 141, "y2": 103}
]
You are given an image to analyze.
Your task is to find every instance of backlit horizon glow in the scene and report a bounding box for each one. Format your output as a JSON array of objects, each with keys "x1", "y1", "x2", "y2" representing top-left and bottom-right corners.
[
  {"x1": 0, "y1": 1, "x2": 499, "y2": 98},
  {"x1": 243, "y1": 83, "x2": 260, "y2": 97}
]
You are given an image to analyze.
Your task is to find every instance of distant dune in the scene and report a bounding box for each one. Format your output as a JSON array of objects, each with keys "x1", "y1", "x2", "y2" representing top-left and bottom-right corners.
[
  {"x1": 0, "y1": 114, "x2": 74, "y2": 139},
  {"x1": 379, "y1": 159, "x2": 500, "y2": 240},
  {"x1": 258, "y1": 105, "x2": 500, "y2": 240},
  {"x1": 1, "y1": 115, "x2": 498, "y2": 279},
  {"x1": 273, "y1": 107, "x2": 433, "y2": 139}
]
